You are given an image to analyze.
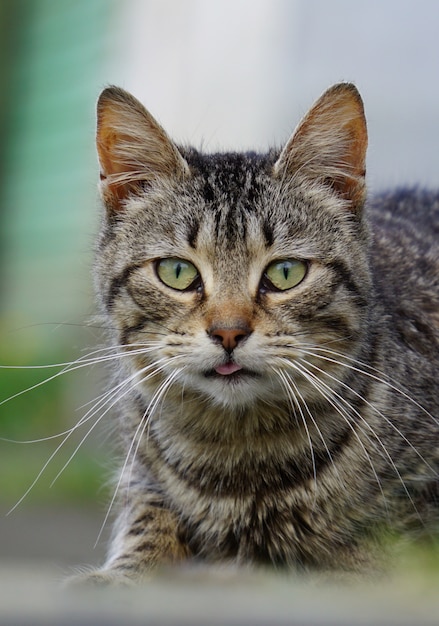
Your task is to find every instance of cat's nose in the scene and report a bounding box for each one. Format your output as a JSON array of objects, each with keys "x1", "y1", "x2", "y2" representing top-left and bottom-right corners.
[{"x1": 208, "y1": 326, "x2": 251, "y2": 353}]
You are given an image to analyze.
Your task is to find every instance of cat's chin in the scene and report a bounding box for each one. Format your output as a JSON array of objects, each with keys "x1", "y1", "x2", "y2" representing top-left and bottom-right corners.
[{"x1": 186, "y1": 369, "x2": 272, "y2": 409}]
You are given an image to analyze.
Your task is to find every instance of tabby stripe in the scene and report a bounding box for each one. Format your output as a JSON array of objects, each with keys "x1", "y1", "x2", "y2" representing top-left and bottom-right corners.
[
  {"x1": 133, "y1": 511, "x2": 158, "y2": 526},
  {"x1": 187, "y1": 218, "x2": 200, "y2": 249},
  {"x1": 328, "y1": 260, "x2": 368, "y2": 307},
  {"x1": 312, "y1": 315, "x2": 353, "y2": 339},
  {"x1": 110, "y1": 559, "x2": 139, "y2": 571},
  {"x1": 134, "y1": 540, "x2": 157, "y2": 554},
  {"x1": 106, "y1": 263, "x2": 143, "y2": 312},
  {"x1": 262, "y1": 218, "x2": 274, "y2": 247},
  {"x1": 147, "y1": 419, "x2": 357, "y2": 498},
  {"x1": 120, "y1": 316, "x2": 149, "y2": 346},
  {"x1": 128, "y1": 512, "x2": 157, "y2": 536},
  {"x1": 128, "y1": 526, "x2": 148, "y2": 537}
]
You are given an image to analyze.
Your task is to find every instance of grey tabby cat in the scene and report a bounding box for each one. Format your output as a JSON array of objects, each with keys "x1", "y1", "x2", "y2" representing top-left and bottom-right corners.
[{"x1": 79, "y1": 83, "x2": 439, "y2": 584}]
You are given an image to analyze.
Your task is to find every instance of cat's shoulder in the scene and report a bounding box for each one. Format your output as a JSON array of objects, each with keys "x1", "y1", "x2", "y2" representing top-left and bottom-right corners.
[
  {"x1": 367, "y1": 188, "x2": 439, "y2": 234},
  {"x1": 367, "y1": 188, "x2": 439, "y2": 317}
]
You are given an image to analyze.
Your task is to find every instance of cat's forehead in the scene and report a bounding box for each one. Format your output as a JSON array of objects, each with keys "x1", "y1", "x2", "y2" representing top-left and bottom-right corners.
[
  {"x1": 179, "y1": 152, "x2": 334, "y2": 255},
  {"x1": 131, "y1": 151, "x2": 278, "y2": 249},
  {"x1": 183, "y1": 152, "x2": 280, "y2": 257},
  {"x1": 184, "y1": 149, "x2": 273, "y2": 194},
  {"x1": 121, "y1": 148, "x2": 354, "y2": 267}
]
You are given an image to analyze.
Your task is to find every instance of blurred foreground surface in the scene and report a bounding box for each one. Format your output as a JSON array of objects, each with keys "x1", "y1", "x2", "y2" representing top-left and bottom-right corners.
[
  {"x1": 1, "y1": 510, "x2": 439, "y2": 626},
  {"x1": 0, "y1": 563, "x2": 439, "y2": 626}
]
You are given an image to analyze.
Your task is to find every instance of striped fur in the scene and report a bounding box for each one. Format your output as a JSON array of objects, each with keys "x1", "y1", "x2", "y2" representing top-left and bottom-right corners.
[{"x1": 75, "y1": 84, "x2": 439, "y2": 584}]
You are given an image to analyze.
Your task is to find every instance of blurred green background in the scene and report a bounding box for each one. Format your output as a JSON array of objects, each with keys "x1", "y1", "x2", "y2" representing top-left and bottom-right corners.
[{"x1": 0, "y1": 0, "x2": 114, "y2": 512}]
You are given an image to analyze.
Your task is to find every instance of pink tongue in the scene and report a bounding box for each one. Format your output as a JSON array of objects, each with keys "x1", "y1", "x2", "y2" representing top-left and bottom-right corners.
[{"x1": 215, "y1": 362, "x2": 243, "y2": 376}]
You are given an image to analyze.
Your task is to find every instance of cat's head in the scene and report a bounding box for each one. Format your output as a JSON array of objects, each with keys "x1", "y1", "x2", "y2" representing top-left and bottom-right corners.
[{"x1": 94, "y1": 84, "x2": 370, "y2": 411}]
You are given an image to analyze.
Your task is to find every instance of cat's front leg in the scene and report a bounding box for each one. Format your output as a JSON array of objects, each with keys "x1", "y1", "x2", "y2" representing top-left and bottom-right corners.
[{"x1": 68, "y1": 500, "x2": 190, "y2": 586}]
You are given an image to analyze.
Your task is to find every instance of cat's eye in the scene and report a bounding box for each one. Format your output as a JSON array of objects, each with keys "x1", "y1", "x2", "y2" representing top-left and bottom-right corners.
[
  {"x1": 262, "y1": 259, "x2": 307, "y2": 292},
  {"x1": 156, "y1": 258, "x2": 200, "y2": 291}
]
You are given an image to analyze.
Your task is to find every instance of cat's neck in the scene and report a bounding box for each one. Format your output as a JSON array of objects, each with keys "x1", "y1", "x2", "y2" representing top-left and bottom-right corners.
[{"x1": 140, "y1": 388, "x2": 341, "y2": 453}]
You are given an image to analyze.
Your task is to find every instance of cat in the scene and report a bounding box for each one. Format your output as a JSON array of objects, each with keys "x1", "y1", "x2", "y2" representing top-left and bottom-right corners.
[{"x1": 74, "y1": 82, "x2": 439, "y2": 584}]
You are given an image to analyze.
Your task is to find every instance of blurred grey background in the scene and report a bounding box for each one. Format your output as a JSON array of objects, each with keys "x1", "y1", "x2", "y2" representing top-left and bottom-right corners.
[{"x1": 0, "y1": 0, "x2": 438, "y2": 612}]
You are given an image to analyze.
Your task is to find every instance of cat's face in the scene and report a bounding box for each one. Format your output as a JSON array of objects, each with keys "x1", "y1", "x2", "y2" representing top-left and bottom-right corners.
[{"x1": 95, "y1": 84, "x2": 370, "y2": 411}]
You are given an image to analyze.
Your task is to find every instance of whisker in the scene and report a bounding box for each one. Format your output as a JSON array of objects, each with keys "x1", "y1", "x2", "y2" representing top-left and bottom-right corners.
[
  {"x1": 7, "y1": 353, "x2": 178, "y2": 513},
  {"x1": 0, "y1": 347, "x2": 154, "y2": 406},
  {"x1": 125, "y1": 365, "x2": 185, "y2": 496},
  {"x1": 301, "y1": 351, "x2": 439, "y2": 478},
  {"x1": 299, "y1": 345, "x2": 439, "y2": 428},
  {"x1": 95, "y1": 359, "x2": 185, "y2": 548},
  {"x1": 49, "y1": 355, "x2": 182, "y2": 488},
  {"x1": 279, "y1": 356, "x2": 419, "y2": 521},
  {"x1": 277, "y1": 368, "x2": 344, "y2": 492},
  {"x1": 275, "y1": 369, "x2": 318, "y2": 496},
  {"x1": 302, "y1": 361, "x2": 421, "y2": 521},
  {"x1": 0, "y1": 343, "x2": 164, "y2": 443},
  {"x1": 6, "y1": 362, "x2": 151, "y2": 515},
  {"x1": 279, "y1": 357, "x2": 391, "y2": 516}
]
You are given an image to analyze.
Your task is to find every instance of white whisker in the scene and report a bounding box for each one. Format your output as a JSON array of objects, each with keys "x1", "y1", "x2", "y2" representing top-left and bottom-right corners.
[
  {"x1": 275, "y1": 369, "x2": 318, "y2": 496},
  {"x1": 302, "y1": 352, "x2": 439, "y2": 479},
  {"x1": 0, "y1": 343, "x2": 164, "y2": 444},
  {"x1": 6, "y1": 362, "x2": 150, "y2": 515},
  {"x1": 126, "y1": 365, "x2": 186, "y2": 493},
  {"x1": 94, "y1": 359, "x2": 185, "y2": 548},
  {"x1": 6, "y1": 352, "x2": 178, "y2": 513},
  {"x1": 278, "y1": 368, "x2": 344, "y2": 491},
  {"x1": 49, "y1": 354, "x2": 181, "y2": 488},
  {"x1": 278, "y1": 356, "x2": 419, "y2": 520},
  {"x1": 299, "y1": 345, "x2": 439, "y2": 428}
]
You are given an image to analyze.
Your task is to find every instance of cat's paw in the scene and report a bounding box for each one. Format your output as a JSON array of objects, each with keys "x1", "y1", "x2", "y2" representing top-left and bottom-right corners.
[{"x1": 64, "y1": 568, "x2": 136, "y2": 588}]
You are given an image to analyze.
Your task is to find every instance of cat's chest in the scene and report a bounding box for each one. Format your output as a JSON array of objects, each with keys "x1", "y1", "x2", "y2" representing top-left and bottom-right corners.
[
  {"x1": 162, "y1": 463, "x2": 341, "y2": 566},
  {"x1": 139, "y1": 428, "x2": 341, "y2": 562},
  {"x1": 161, "y1": 463, "x2": 311, "y2": 564},
  {"x1": 144, "y1": 414, "x2": 314, "y2": 501}
]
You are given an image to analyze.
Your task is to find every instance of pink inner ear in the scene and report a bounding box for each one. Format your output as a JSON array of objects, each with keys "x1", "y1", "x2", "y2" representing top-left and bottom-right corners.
[
  {"x1": 96, "y1": 89, "x2": 190, "y2": 213},
  {"x1": 328, "y1": 115, "x2": 368, "y2": 205},
  {"x1": 274, "y1": 84, "x2": 368, "y2": 211},
  {"x1": 96, "y1": 112, "x2": 133, "y2": 210}
]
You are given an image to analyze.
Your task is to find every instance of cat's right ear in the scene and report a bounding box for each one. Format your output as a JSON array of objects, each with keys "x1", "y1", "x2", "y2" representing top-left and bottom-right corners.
[
  {"x1": 96, "y1": 86, "x2": 190, "y2": 213},
  {"x1": 273, "y1": 83, "x2": 367, "y2": 213}
]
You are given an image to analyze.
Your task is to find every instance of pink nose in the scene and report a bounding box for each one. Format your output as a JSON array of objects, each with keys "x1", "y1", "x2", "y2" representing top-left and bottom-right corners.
[{"x1": 209, "y1": 327, "x2": 251, "y2": 352}]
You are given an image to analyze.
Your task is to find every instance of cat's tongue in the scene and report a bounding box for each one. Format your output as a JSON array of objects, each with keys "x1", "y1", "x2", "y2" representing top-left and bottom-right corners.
[{"x1": 215, "y1": 362, "x2": 243, "y2": 376}]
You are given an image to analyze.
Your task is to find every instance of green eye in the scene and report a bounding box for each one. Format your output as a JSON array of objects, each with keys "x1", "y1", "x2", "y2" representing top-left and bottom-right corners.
[
  {"x1": 263, "y1": 259, "x2": 307, "y2": 291},
  {"x1": 156, "y1": 258, "x2": 200, "y2": 291}
]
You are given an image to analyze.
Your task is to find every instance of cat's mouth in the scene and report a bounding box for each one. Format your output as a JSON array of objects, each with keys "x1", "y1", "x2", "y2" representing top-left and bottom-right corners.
[
  {"x1": 214, "y1": 362, "x2": 243, "y2": 376},
  {"x1": 204, "y1": 361, "x2": 259, "y2": 381}
]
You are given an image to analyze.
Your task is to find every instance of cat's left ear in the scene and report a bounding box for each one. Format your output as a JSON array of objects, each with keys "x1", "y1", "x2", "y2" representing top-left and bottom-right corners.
[
  {"x1": 274, "y1": 83, "x2": 367, "y2": 212},
  {"x1": 96, "y1": 86, "x2": 190, "y2": 212}
]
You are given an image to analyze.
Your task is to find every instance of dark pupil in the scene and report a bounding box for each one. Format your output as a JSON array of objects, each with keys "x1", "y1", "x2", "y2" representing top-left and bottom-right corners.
[
  {"x1": 283, "y1": 264, "x2": 289, "y2": 280},
  {"x1": 175, "y1": 263, "x2": 182, "y2": 279}
]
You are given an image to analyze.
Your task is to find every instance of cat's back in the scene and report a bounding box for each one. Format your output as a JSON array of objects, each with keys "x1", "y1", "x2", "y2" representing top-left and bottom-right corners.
[
  {"x1": 368, "y1": 188, "x2": 439, "y2": 245},
  {"x1": 367, "y1": 188, "x2": 439, "y2": 362}
]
